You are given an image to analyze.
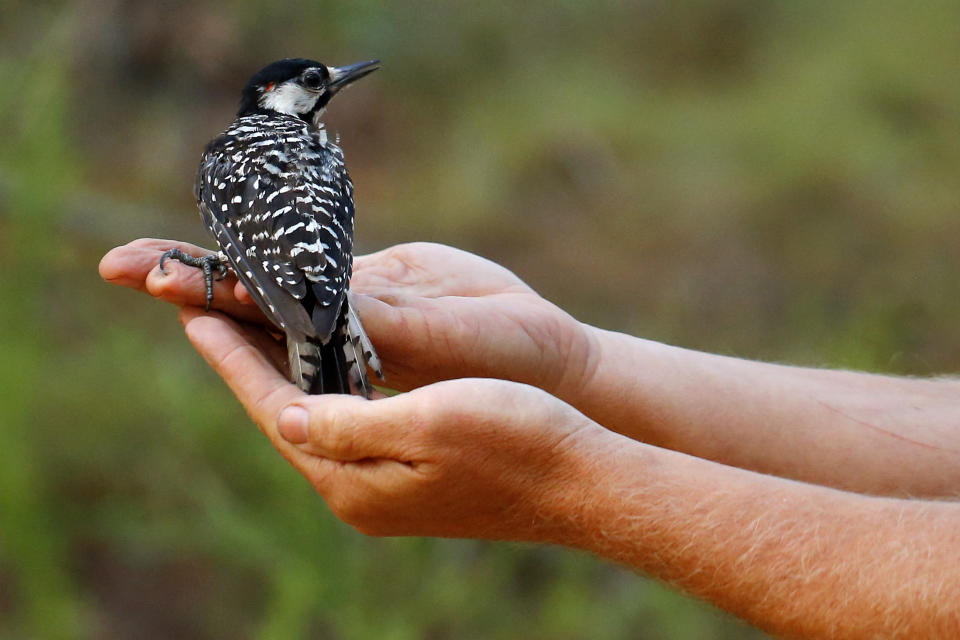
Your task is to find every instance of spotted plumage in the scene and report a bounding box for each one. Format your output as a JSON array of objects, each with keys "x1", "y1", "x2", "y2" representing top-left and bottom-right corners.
[{"x1": 164, "y1": 57, "x2": 382, "y2": 397}]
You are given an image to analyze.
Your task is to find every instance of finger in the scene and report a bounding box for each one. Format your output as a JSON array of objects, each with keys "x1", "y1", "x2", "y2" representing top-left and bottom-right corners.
[
  {"x1": 231, "y1": 318, "x2": 288, "y2": 373},
  {"x1": 234, "y1": 281, "x2": 255, "y2": 305},
  {"x1": 284, "y1": 379, "x2": 559, "y2": 463},
  {"x1": 147, "y1": 257, "x2": 237, "y2": 303},
  {"x1": 349, "y1": 292, "x2": 537, "y2": 393},
  {"x1": 347, "y1": 293, "x2": 446, "y2": 391},
  {"x1": 180, "y1": 307, "x2": 303, "y2": 446},
  {"x1": 128, "y1": 237, "x2": 213, "y2": 253},
  {"x1": 146, "y1": 260, "x2": 266, "y2": 323},
  {"x1": 179, "y1": 307, "x2": 360, "y2": 493},
  {"x1": 99, "y1": 238, "x2": 268, "y2": 323},
  {"x1": 279, "y1": 391, "x2": 419, "y2": 462},
  {"x1": 352, "y1": 243, "x2": 529, "y2": 298},
  {"x1": 100, "y1": 238, "x2": 212, "y2": 292}
]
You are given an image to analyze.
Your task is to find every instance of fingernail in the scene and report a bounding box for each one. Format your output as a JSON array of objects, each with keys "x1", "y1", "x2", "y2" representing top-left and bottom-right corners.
[{"x1": 278, "y1": 406, "x2": 309, "y2": 444}]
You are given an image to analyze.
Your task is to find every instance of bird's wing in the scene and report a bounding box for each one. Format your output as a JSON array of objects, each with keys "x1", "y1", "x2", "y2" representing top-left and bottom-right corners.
[
  {"x1": 196, "y1": 152, "x2": 314, "y2": 339},
  {"x1": 278, "y1": 137, "x2": 356, "y2": 339},
  {"x1": 194, "y1": 129, "x2": 353, "y2": 342}
]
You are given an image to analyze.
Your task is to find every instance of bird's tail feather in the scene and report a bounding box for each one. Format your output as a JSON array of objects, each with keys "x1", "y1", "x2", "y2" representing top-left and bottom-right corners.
[
  {"x1": 287, "y1": 336, "x2": 352, "y2": 395},
  {"x1": 287, "y1": 338, "x2": 323, "y2": 393},
  {"x1": 317, "y1": 339, "x2": 350, "y2": 395},
  {"x1": 343, "y1": 292, "x2": 384, "y2": 398},
  {"x1": 286, "y1": 296, "x2": 383, "y2": 398}
]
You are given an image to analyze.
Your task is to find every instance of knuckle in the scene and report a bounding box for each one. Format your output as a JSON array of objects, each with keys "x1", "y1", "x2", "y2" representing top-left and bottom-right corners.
[
  {"x1": 320, "y1": 406, "x2": 356, "y2": 457},
  {"x1": 379, "y1": 245, "x2": 422, "y2": 284},
  {"x1": 252, "y1": 382, "x2": 287, "y2": 417},
  {"x1": 129, "y1": 237, "x2": 165, "y2": 249},
  {"x1": 217, "y1": 341, "x2": 253, "y2": 374},
  {"x1": 380, "y1": 243, "x2": 416, "y2": 262},
  {"x1": 404, "y1": 393, "x2": 441, "y2": 441}
]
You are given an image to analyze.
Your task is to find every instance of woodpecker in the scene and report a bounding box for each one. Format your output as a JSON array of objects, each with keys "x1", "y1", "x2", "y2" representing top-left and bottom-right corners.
[{"x1": 161, "y1": 57, "x2": 382, "y2": 397}]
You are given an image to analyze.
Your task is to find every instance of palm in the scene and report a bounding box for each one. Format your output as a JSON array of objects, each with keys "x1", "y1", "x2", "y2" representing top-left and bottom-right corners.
[{"x1": 99, "y1": 239, "x2": 589, "y2": 395}]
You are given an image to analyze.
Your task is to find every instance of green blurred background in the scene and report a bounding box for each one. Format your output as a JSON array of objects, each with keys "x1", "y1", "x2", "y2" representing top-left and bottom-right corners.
[{"x1": 2, "y1": 1, "x2": 959, "y2": 638}]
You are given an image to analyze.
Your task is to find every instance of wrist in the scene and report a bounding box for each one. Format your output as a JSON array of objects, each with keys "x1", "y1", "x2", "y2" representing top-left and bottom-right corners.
[
  {"x1": 547, "y1": 326, "x2": 707, "y2": 447},
  {"x1": 521, "y1": 420, "x2": 627, "y2": 547},
  {"x1": 547, "y1": 322, "x2": 645, "y2": 439},
  {"x1": 540, "y1": 312, "x2": 603, "y2": 405}
]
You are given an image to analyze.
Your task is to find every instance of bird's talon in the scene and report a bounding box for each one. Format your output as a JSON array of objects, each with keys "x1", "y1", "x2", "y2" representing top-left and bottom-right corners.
[
  {"x1": 158, "y1": 248, "x2": 180, "y2": 275},
  {"x1": 157, "y1": 249, "x2": 224, "y2": 310}
]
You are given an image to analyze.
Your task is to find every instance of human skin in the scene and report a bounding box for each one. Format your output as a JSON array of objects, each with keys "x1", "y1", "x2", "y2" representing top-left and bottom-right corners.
[
  {"x1": 100, "y1": 239, "x2": 960, "y2": 638},
  {"x1": 101, "y1": 239, "x2": 960, "y2": 497}
]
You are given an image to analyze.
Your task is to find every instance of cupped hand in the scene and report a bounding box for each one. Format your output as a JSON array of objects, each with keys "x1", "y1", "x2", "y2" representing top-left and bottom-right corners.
[
  {"x1": 180, "y1": 306, "x2": 610, "y2": 541},
  {"x1": 99, "y1": 239, "x2": 597, "y2": 398},
  {"x1": 350, "y1": 243, "x2": 595, "y2": 396}
]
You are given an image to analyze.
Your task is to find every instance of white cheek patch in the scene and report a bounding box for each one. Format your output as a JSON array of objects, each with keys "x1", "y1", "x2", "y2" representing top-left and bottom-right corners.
[{"x1": 261, "y1": 81, "x2": 322, "y2": 115}]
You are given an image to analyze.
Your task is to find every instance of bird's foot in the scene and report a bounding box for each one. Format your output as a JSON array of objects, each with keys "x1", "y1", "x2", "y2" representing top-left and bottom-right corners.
[{"x1": 159, "y1": 249, "x2": 229, "y2": 311}]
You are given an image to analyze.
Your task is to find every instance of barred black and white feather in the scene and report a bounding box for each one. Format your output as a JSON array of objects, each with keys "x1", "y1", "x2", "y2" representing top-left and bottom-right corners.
[{"x1": 190, "y1": 58, "x2": 382, "y2": 397}]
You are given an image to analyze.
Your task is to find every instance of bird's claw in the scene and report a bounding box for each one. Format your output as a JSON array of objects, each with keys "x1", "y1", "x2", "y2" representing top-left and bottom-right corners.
[{"x1": 158, "y1": 248, "x2": 226, "y2": 311}]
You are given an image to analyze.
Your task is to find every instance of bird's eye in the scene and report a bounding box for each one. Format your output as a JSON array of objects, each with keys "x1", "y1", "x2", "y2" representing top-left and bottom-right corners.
[{"x1": 302, "y1": 70, "x2": 324, "y2": 90}]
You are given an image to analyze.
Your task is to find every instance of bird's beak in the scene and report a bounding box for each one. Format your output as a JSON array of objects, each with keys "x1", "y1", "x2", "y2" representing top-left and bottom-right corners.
[{"x1": 328, "y1": 60, "x2": 381, "y2": 92}]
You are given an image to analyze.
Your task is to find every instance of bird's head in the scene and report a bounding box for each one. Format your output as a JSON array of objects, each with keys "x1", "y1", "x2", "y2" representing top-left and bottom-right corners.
[{"x1": 237, "y1": 57, "x2": 380, "y2": 125}]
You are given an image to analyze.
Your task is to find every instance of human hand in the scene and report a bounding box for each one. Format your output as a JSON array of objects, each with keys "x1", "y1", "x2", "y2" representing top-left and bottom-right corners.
[
  {"x1": 179, "y1": 306, "x2": 610, "y2": 541},
  {"x1": 349, "y1": 243, "x2": 595, "y2": 396},
  {"x1": 99, "y1": 239, "x2": 597, "y2": 398},
  {"x1": 98, "y1": 238, "x2": 268, "y2": 325}
]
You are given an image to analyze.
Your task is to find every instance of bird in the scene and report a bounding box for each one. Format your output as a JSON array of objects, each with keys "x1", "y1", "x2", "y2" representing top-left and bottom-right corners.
[{"x1": 160, "y1": 57, "x2": 383, "y2": 398}]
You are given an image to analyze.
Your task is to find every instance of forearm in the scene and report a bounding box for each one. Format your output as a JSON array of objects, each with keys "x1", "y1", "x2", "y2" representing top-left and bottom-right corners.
[
  {"x1": 551, "y1": 433, "x2": 960, "y2": 639},
  {"x1": 559, "y1": 326, "x2": 960, "y2": 496}
]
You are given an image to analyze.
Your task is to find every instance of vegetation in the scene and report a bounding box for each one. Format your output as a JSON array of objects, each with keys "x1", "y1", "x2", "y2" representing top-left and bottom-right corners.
[{"x1": 2, "y1": 1, "x2": 959, "y2": 637}]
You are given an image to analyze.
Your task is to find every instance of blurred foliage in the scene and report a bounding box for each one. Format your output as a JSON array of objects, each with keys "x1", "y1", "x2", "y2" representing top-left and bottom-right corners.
[{"x1": 1, "y1": 0, "x2": 959, "y2": 638}]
